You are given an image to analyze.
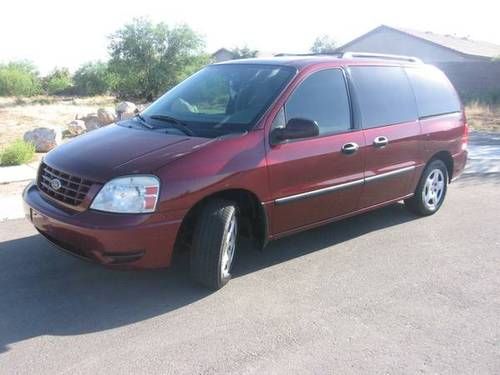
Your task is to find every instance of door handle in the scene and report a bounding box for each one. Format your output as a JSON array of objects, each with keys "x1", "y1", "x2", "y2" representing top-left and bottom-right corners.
[
  {"x1": 341, "y1": 142, "x2": 359, "y2": 155},
  {"x1": 373, "y1": 136, "x2": 389, "y2": 148}
]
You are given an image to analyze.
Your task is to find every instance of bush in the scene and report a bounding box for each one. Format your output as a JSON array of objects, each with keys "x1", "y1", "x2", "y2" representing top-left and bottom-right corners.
[
  {"x1": 73, "y1": 61, "x2": 113, "y2": 96},
  {"x1": 43, "y1": 68, "x2": 73, "y2": 95},
  {"x1": 0, "y1": 139, "x2": 35, "y2": 166},
  {"x1": 0, "y1": 61, "x2": 41, "y2": 96}
]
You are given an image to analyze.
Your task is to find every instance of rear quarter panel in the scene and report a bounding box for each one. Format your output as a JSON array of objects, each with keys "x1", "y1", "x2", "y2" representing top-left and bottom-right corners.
[{"x1": 419, "y1": 112, "x2": 466, "y2": 179}]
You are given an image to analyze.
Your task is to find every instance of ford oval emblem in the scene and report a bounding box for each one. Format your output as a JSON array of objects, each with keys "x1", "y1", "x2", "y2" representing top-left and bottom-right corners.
[{"x1": 50, "y1": 178, "x2": 62, "y2": 191}]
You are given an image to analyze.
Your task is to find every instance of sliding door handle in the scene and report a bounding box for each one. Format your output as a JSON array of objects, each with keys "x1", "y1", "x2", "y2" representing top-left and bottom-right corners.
[
  {"x1": 373, "y1": 136, "x2": 389, "y2": 148},
  {"x1": 341, "y1": 142, "x2": 359, "y2": 155}
]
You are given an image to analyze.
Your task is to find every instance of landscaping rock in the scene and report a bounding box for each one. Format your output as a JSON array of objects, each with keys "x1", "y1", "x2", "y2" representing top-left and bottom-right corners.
[
  {"x1": 97, "y1": 108, "x2": 117, "y2": 126},
  {"x1": 80, "y1": 114, "x2": 100, "y2": 131},
  {"x1": 136, "y1": 103, "x2": 150, "y2": 112},
  {"x1": 23, "y1": 127, "x2": 62, "y2": 152},
  {"x1": 67, "y1": 120, "x2": 86, "y2": 136},
  {"x1": 116, "y1": 101, "x2": 137, "y2": 120}
]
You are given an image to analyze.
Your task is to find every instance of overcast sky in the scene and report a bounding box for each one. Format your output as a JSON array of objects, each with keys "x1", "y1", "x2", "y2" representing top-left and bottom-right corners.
[{"x1": 2, "y1": 0, "x2": 499, "y2": 74}]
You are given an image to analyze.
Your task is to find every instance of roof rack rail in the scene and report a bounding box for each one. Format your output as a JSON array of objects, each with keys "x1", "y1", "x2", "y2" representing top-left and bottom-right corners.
[
  {"x1": 274, "y1": 52, "x2": 341, "y2": 57},
  {"x1": 341, "y1": 52, "x2": 423, "y2": 63}
]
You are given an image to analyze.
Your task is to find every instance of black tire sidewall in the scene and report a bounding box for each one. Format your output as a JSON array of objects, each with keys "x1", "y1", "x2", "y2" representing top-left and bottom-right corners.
[{"x1": 190, "y1": 200, "x2": 238, "y2": 289}]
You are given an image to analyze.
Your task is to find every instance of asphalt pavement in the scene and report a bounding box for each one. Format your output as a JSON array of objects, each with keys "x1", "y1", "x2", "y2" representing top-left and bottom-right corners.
[{"x1": 0, "y1": 175, "x2": 499, "y2": 374}]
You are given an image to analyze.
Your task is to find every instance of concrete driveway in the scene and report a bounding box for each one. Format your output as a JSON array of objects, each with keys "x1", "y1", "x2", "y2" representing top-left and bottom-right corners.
[{"x1": 0, "y1": 175, "x2": 499, "y2": 374}]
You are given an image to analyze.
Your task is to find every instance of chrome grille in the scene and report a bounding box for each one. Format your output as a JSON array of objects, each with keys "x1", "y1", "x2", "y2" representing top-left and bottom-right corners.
[{"x1": 37, "y1": 163, "x2": 93, "y2": 206}]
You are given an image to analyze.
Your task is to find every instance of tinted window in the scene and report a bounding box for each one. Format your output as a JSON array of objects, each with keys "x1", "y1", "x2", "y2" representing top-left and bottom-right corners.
[
  {"x1": 349, "y1": 66, "x2": 417, "y2": 128},
  {"x1": 405, "y1": 66, "x2": 461, "y2": 118},
  {"x1": 285, "y1": 69, "x2": 351, "y2": 135}
]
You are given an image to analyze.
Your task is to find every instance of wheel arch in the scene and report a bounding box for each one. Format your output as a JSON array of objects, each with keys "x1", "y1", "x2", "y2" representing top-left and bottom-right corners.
[
  {"x1": 175, "y1": 188, "x2": 269, "y2": 254},
  {"x1": 428, "y1": 150, "x2": 454, "y2": 181}
]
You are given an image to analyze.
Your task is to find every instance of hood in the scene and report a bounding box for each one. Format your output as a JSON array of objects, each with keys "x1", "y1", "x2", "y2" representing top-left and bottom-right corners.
[{"x1": 44, "y1": 123, "x2": 214, "y2": 183}]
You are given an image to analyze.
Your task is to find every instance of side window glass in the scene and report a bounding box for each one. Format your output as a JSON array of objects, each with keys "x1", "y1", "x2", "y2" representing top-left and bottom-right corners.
[
  {"x1": 285, "y1": 69, "x2": 351, "y2": 135},
  {"x1": 349, "y1": 66, "x2": 417, "y2": 128},
  {"x1": 405, "y1": 66, "x2": 461, "y2": 118}
]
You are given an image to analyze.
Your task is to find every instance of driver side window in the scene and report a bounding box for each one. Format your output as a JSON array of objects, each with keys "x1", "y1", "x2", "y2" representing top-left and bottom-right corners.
[{"x1": 284, "y1": 69, "x2": 351, "y2": 135}]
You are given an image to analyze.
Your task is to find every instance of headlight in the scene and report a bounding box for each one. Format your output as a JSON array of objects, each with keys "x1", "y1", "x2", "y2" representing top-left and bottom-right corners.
[{"x1": 90, "y1": 175, "x2": 160, "y2": 213}]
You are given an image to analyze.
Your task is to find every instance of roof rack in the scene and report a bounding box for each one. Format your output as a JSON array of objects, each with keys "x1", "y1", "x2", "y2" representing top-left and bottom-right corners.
[
  {"x1": 341, "y1": 52, "x2": 423, "y2": 63},
  {"x1": 274, "y1": 52, "x2": 341, "y2": 57}
]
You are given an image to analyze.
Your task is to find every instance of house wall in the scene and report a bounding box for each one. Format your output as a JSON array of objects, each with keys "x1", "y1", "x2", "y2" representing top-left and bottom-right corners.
[
  {"x1": 436, "y1": 61, "x2": 500, "y2": 100},
  {"x1": 339, "y1": 28, "x2": 469, "y2": 63},
  {"x1": 213, "y1": 50, "x2": 234, "y2": 63}
]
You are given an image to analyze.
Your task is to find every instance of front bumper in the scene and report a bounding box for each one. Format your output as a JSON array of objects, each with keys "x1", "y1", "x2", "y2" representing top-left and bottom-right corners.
[{"x1": 23, "y1": 182, "x2": 185, "y2": 268}]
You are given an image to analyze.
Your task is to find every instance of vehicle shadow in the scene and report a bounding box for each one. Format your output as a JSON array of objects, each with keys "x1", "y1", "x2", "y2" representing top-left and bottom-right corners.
[{"x1": 0, "y1": 202, "x2": 417, "y2": 353}]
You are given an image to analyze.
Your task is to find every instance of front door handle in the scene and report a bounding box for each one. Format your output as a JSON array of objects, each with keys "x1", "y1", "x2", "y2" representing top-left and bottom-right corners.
[
  {"x1": 373, "y1": 136, "x2": 389, "y2": 148},
  {"x1": 341, "y1": 142, "x2": 359, "y2": 155}
]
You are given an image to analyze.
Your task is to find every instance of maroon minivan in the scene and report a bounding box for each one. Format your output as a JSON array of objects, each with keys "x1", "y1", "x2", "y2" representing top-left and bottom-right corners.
[{"x1": 23, "y1": 53, "x2": 468, "y2": 289}]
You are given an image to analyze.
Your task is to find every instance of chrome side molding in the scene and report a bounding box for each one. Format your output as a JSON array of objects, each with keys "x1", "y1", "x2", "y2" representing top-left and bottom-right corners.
[{"x1": 275, "y1": 165, "x2": 416, "y2": 205}]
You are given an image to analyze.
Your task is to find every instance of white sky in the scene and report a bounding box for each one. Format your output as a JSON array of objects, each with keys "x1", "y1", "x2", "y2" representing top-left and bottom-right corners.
[{"x1": 2, "y1": 0, "x2": 499, "y2": 74}]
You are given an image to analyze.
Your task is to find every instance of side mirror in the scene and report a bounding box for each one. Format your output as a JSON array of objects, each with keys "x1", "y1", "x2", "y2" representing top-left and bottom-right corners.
[{"x1": 271, "y1": 118, "x2": 319, "y2": 144}]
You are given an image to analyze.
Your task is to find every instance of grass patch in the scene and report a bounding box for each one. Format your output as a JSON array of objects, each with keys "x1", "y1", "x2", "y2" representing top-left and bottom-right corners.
[{"x1": 0, "y1": 139, "x2": 35, "y2": 166}]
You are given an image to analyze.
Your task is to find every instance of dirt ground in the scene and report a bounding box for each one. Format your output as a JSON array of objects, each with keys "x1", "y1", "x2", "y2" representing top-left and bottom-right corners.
[
  {"x1": 464, "y1": 102, "x2": 500, "y2": 132},
  {"x1": 0, "y1": 96, "x2": 117, "y2": 149}
]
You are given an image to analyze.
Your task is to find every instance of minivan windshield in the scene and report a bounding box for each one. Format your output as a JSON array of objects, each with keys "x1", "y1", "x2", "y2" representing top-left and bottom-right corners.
[{"x1": 141, "y1": 64, "x2": 295, "y2": 138}]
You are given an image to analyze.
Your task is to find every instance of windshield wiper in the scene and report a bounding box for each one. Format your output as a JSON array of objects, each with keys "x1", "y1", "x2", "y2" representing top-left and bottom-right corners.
[
  {"x1": 134, "y1": 113, "x2": 154, "y2": 129},
  {"x1": 149, "y1": 114, "x2": 196, "y2": 136}
]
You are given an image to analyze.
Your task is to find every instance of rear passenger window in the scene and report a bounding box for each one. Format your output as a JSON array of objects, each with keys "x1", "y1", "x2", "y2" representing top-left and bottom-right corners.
[
  {"x1": 405, "y1": 66, "x2": 461, "y2": 118},
  {"x1": 349, "y1": 66, "x2": 417, "y2": 128},
  {"x1": 285, "y1": 69, "x2": 351, "y2": 135}
]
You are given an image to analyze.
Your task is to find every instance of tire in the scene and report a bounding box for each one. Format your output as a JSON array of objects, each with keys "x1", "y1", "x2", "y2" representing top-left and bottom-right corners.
[
  {"x1": 405, "y1": 159, "x2": 448, "y2": 216},
  {"x1": 190, "y1": 199, "x2": 238, "y2": 290}
]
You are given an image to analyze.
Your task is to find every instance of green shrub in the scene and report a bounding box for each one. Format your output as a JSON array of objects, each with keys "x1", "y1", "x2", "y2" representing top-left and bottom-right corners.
[
  {"x1": 43, "y1": 68, "x2": 73, "y2": 95},
  {"x1": 0, "y1": 140, "x2": 36, "y2": 166},
  {"x1": 0, "y1": 61, "x2": 42, "y2": 96},
  {"x1": 73, "y1": 61, "x2": 113, "y2": 96}
]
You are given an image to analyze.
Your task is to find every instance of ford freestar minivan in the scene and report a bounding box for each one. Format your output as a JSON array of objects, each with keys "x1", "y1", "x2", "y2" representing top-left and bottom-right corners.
[{"x1": 23, "y1": 53, "x2": 468, "y2": 289}]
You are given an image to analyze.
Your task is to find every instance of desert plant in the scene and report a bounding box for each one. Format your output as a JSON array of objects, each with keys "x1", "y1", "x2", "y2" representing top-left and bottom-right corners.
[
  {"x1": 0, "y1": 61, "x2": 42, "y2": 96},
  {"x1": 108, "y1": 18, "x2": 209, "y2": 100},
  {"x1": 0, "y1": 139, "x2": 35, "y2": 166},
  {"x1": 43, "y1": 68, "x2": 73, "y2": 95},
  {"x1": 73, "y1": 61, "x2": 114, "y2": 96}
]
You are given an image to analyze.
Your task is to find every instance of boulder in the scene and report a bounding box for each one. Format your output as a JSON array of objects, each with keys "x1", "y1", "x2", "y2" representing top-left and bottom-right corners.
[
  {"x1": 115, "y1": 101, "x2": 137, "y2": 120},
  {"x1": 136, "y1": 103, "x2": 150, "y2": 112},
  {"x1": 67, "y1": 120, "x2": 86, "y2": 136},
  {"x1": 97, "y1": 108, "x2": 116, "y2": 126},
  {"x1": 23, "y1": 127, "x2": 62, "y2": 152},
  {"x1": 80, "y1": 113, "x2": 100, "y2": 131}
]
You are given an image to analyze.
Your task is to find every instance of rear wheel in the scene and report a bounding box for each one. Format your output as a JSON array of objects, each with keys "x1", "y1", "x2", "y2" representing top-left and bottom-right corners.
[
  {"x1": 405, "y1": 159, "x2": 448, "y2": 216},
  {"x1": 190, "y1": 199, "x2": 238, "y2": 290}
]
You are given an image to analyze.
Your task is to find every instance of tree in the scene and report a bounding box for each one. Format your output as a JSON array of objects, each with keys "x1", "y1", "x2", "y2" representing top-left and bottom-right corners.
[
  {"x1": 73, "y1": 61, "x2": 113, "y2": 96},
  {"x1": 108, "y1": 18, "x2": 209, "y2": 99},
  {"x1": 43, "y1": 67, "x2": 73, "y2": 95},
  {"x1": 0, "y1": 61, "x2": 41, "y2": 96},
  {"x1": 230, "y1": 46, "x2": 258, "y2": 59},
  {"x1": 310, "y1": 35, "x2": 338, "y2": 54}
]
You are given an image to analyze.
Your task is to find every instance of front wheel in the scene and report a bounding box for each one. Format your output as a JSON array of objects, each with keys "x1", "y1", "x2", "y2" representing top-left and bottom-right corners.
[
  {"x1": 405, "y1": 159, "x2": 448, "y2": 216},
  {"x1": 190, "y1": 199, "x2": 238, "y2": 290}
]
